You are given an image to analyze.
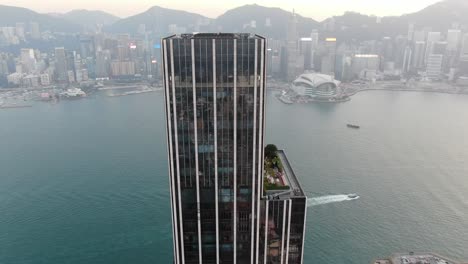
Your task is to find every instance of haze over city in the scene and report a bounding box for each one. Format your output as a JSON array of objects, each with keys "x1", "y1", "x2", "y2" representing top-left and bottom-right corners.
[{"x1": 1, "y1": 0, "x2": 442, "y2": 20}]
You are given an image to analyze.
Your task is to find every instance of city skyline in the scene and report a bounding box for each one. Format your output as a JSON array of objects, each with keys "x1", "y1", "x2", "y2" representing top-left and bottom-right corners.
[{"x1": 1, "y1": 0, "x2": 443, "y2": 21}]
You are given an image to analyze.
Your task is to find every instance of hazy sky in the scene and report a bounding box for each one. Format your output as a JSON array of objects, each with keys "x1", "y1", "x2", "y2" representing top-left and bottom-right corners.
[{"x1": 3, "y1": 0, "x2": 442, "y2": 21}]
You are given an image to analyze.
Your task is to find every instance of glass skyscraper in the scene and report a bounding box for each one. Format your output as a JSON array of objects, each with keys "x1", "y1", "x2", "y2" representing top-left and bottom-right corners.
[{"x1": 162, "y1": 33, "x2": 306, "y2": 264}]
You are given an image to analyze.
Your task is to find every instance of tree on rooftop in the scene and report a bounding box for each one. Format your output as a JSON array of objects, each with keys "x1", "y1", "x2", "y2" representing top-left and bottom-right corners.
[{"x1": 265, "y1": 144, "x2": 278, "y2": 159}]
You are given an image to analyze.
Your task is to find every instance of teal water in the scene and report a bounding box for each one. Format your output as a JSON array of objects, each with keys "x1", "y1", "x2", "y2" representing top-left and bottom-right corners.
[{"x1": 1, "y1": 90, "x2": 467, "y2": 263}]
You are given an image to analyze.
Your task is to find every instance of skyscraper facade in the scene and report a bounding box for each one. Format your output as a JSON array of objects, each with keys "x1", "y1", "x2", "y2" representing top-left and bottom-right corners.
[
  {"x1": 54, "y1": 47, "x2": 68, "y2": 82},
  {"x1": 163, "y1": 33, "x2": 307, "y2": 264},
  {"x1": 163, "y1": 33, "x2": 266, "y2": 264}
]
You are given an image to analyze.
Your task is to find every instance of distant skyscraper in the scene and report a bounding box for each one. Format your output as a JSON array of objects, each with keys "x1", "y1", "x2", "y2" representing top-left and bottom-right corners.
[
  {"x1": 407, "y1": 23, "x2": 415, "y2": 42},
  {"x1": 96, "y1": 50, "x2": 111, "y2": 78},
  {"x1": 460, "y1": 33, "x2": 468, "y2": 59},
  {"x1": 162, "y1": 33, "x2": 307, "y2": 264},
  {"x1": 424, "y1": 32, "x2": 441, "y2": 64},
  {"x1": 15, "y1": 23, "x2": 25, "y2": 40},
  {"x1": 20, "y1": 48, "x2": 36, "y2": 73},
  {"x1": 30, "y1": 22, "x2": 40, "y2": 39},
  {"x1": 412, "y1": 41, "x2": 426, "y2": 69},
  {"x1": 54, "y1": 47, "x2": 68, "y2": 82},
  {"x1": 402, "y1": 46, "x2": 412, "y2": 74},
  {"x1": 321, "y1": 38, "x2": 337, "y2": 76},
  {"x1": 447, "y1": 29, "x2": 461, "y2": 52},
  {"x1": 286, "y1": 11, "x2": 299, "y2": 81},
  {"x1": 80, "y1": 35, "x2": 95, "y2": 59}
]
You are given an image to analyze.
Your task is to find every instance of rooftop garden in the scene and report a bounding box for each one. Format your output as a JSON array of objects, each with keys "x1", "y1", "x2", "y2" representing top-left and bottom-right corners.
[{"x1": 264, "y1": 144, "x2": 289, "y2": 191}]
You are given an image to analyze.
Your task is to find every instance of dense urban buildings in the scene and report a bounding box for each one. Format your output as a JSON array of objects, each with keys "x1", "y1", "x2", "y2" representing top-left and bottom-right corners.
[
  {"x1": 2, "y1": 8, "x2": 468, "y2": 89},
  {"x1": 162, "y1": 33, "x2": 307, "y2": 263}
]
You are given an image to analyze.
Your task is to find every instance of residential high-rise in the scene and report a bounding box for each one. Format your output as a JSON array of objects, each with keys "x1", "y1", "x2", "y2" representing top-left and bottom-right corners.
[{"x1": 162, "y1": 33, "x2": 307, "y2": 264}]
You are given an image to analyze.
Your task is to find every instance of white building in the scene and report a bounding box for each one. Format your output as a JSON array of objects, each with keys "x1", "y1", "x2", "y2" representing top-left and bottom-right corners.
[
  {"x1": 7, "y1": 73, "x2": 22, "y2": 85},
  {"x1": 291, "y1": 73, "x2": 341, "y2": 99}
]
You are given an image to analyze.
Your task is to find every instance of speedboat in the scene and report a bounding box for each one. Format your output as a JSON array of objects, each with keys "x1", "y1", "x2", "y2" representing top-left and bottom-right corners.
[{"x1": 348, "y1": 194, "x2": 359, "y2": 199}]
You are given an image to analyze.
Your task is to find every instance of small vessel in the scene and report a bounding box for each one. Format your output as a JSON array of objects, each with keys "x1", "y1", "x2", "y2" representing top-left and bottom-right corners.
[
  {"x1": 347, "y1": 124, "x2": 360, "y2": 129},
  {"x1": 348, "y1": 194, "x2": 359, "y2": 199}
]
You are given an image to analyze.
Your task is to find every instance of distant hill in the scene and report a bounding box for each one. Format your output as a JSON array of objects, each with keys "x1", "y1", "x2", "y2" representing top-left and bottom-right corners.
[
  {"x1": 401, "y1": 0, "x2": 468, "y2": 31},
  {"x1": 322, "y1": 0, "x2": 468, "y2": 42},
  {"x1": 106, "y1": 6, "x2": 210, "y2": 35},
  {"x1": 0, "y1": 5, "x2": 80, "y2": 33},
  {"x1": 214, "y1": 4, "x2": 319, "y2": 39},
  {"x1": 61, "y1": 10, "x2": 120, "y2": 30}
]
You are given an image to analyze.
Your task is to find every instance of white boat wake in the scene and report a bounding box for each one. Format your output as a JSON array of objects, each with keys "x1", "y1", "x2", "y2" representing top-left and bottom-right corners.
[{"x1": 307, "y1": 194, "x2": 360, "y2": 207}]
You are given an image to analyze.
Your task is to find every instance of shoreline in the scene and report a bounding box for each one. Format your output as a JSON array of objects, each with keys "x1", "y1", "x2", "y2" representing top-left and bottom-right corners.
[
  {"x1": 275, "y1": 83, "x2": 468, "y2": 104},
  {"x1": 347, "y1": 87, "x2": 468, "y2": 96}
]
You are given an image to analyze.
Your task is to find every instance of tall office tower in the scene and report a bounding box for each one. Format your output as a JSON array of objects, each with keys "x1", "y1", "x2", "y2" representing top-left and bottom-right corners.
[
  {"x1": 412, "y1": 41, "x2": 426, "y2": 69},
  {"x1": 54, "y1": 47, "x2": 68, "y2": 82},
  {"x1": 457, "y1": 33, "x2": 468, "y2": 76},
  {"x1": 380, "y1": 37, "x2": 394, "y2": 65},
  {"x1": 286, "y1": 11, "x2": 299, "y2": 81},
  {"x1": 162, "y1": 33, "x2": 307, "y2": 264},
  {"x1": 402, "y1": 46, "x2": 412, "y2": 74},
  {"x1": 96, "y1": 50, "x2": 111, "y2": 78},
  {"x1": 460, "y1": 33, "x2": 468, "y2": 60},
  {"x1": 80, "y1": 35, "x2": 95, "y2": 59},
  {"x1": 321, "y1": 38, "x2": 337, "y2": 76},
  {"x1": 163, "y1": 33, "x2": 266, "y2": 264},
  {"x1": 407, "y1": 23, "x2": 415, "y2": 42}
]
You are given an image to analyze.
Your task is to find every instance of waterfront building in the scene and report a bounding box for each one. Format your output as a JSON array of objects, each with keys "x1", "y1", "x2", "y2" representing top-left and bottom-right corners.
[
  {"x1": 262, "y1": 150, "x2": 307, "y2": 264},
  {"x1": 352, "y1": 54, "x2": 380, "y2": 77},
  {"x1": 426, "y1": 54, "x2": 443, "y2": 80},
  {"x1": 162, "y1": 33, "x2": 307, "y2": 264},
  {"x1": 110, "y1": 60, "x2": 136, "y2": 77},
  {"x1": 291, "y1": 73, "x2": 340, "y2": 99}
]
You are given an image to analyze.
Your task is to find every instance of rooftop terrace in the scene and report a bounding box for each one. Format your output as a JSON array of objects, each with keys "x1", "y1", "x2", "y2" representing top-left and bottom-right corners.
[{"x1": 264, "y1": 149, "x2": 306, "y2": 199}]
